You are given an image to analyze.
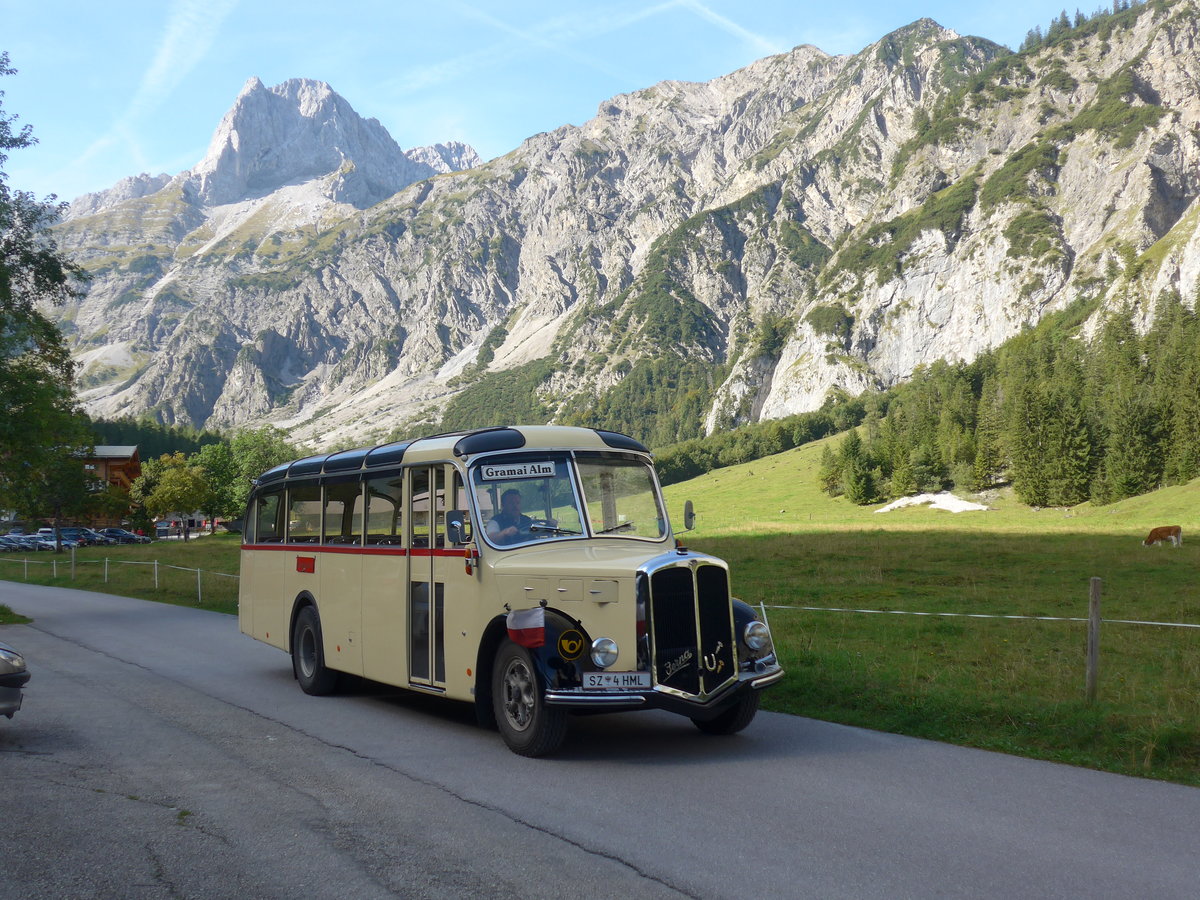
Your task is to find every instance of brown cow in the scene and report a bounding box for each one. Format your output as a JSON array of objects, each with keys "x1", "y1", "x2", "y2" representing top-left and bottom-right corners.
[{"x1": 1143, "y1": 525, "x2": 1182, "y2": 547}]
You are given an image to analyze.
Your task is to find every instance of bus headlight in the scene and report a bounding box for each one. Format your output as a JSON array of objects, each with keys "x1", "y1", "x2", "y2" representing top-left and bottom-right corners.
[
  {"x1": 591, "y1": 638, "x2": 619, "y2": 669},
  {"x1": 744, "y1": 621, "x2": 772, "y2": 652}
]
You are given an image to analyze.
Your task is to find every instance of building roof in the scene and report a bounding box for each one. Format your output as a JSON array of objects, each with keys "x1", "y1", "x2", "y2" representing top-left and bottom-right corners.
[{"x1": 91, "y1": 446, "x2": 139, "y2": 458}]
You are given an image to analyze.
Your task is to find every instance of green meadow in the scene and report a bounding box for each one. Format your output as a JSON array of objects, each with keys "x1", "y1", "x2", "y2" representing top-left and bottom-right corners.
[
  {"x1": 3, "y1": 440, "x2": 1197, "y2": 783},
  {"x1": 0, "y1": 535, "x2": 243, "y2": 619},
  {"x1": 664, "y1": 437, "x2": 1200, "y2": 785}
]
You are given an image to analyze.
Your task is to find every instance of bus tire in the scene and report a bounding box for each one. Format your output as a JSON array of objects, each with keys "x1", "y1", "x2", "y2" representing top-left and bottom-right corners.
[
  {"x1": 692, "y1": 691, "x2": 759, "y2": 735},
  {"x1": 492, "y1": 640, "x2": 567, "y2": 757},
  {"x1": 292, "y1": 606, "x2": 339, "y2": 696}
]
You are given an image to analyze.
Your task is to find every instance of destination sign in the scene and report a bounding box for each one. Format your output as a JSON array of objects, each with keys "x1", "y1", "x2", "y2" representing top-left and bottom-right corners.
[{"x1": 480, "y1": 461, "x2": 556, "y2": 481}]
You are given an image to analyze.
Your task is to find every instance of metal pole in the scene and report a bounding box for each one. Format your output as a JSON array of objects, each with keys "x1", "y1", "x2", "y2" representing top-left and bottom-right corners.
[
  {"x1": 154, "y1": 559, "x2": 159, "y2": 590},
  {"x1": 1086, "y1": 577, "x2": 1102, "y2": 704},
  {"x1": 52, "y1": 559, "x2": 57, "y2": 579},
  {"x1": 104, "y1": 557, "x2": 109, "y2": 583},
  {"x1": 24, "y1": 558, "x2": 28, "y2": 581},
  {"x1": 196, "y1": 568, "x2": 202, "y2": 605},
  {"x1": 71, "y1": 546, "x2": 76, "y2": 579}
]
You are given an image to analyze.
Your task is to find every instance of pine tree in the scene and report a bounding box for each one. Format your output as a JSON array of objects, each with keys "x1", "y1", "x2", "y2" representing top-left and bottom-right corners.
[
  {"x1": 1098, "y1": 384, "x2": 1160, "y2": 501},
  {"x1": 971, "y1": 377, "x2": 1004, "y2": 490},
  {"x1": 1045, "y1": 392, "x2": 1093, "y2": 505},
  {"x1": 1009, "y1": 378, "x2": 1064, "y2": 507},
  {"x1": 1163, "y1": 344, "x2": 1200, "y2": 483},
  {"x1": 818, "y1": 444, "x2": 843, "y2": 496}
]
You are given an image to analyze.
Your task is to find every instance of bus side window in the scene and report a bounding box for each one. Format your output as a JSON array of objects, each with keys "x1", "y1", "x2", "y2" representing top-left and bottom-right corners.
[
  {"x1": 366, "y1": 474, "x2": 403, "y2": 545},
  {"x1": 287, "y1": 482, "x2": 322, "y2": 543},
  {"x1": 447, "y1": 471, "x2": 472, "y2": 545},
  {"x1": 255, "y1": 489, "x2": 285, "y2": 543},
  {"x1": 323, "y1": 479, "x2": 364, "y2": 545}
]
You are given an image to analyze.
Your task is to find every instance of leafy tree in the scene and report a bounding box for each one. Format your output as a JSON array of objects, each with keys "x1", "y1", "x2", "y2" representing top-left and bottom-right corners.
[
  {"x1": 135, "y1": 453, "x2": 209, "y2": 541},
  {"x1": 192, "y1": 441, "x2": 239, "y2": 526},
  {"x1": 227, "y1": 427, "x2": 302, "y2": 514},
  {"x1": 6, "y1": 436, "x2": 93, "y2": 548},
  {"x1": 0, "y1": 53, "x2": 90, "y2": 511}
]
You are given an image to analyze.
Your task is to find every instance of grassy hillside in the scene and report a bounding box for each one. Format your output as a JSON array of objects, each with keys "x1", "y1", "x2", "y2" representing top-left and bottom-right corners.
[{"x1": 665, "y1": 437, "x2": 1200, "y2": 784}]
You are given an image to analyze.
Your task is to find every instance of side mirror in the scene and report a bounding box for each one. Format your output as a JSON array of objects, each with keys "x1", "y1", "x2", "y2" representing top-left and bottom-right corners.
[
  {"x1": 682, "y1": 500, "x2": 695, "y2": 532},
  {"x1": 447, "y1": 511, "x2": 470, "y2": 545}
]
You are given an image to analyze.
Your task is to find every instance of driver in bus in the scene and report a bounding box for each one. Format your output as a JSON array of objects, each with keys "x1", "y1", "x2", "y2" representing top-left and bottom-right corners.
[{"x1": 486, "y1": 488, "x2": 533, "y2": 544}]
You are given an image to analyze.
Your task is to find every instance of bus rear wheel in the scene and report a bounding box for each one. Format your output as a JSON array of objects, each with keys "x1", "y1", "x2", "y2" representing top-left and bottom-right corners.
[
  {"x1": 492, "y1": 640, "x2": 567, "y2": 757},
  {"x1": 692, "y1": 691, "x2": 759, "y2": 735},
  {"x1": 292, "y1": 606, "x2": 339, "y2": 696}
]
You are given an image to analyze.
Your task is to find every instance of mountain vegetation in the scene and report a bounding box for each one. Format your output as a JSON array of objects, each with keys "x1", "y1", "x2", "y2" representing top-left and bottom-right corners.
[{"x1": 817, "y1": 290, "x2": 1200, "y2": 505}]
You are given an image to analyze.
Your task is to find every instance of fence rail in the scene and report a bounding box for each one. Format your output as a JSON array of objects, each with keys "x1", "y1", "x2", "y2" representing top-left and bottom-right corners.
[
  {"x1": 764, "y1": 604, "x2": 1200, "y2": 630},
  {"x1": 0, "y1": 554, "x2": 238, "y2": 605}
]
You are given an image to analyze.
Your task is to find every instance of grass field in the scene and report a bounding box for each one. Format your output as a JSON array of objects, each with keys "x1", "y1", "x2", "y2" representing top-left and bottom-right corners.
[
  {"x1": 663, "y1": 437, "x2": 1200, "y2": 785},
  {"x1": 0, "y1": 534, "x2": 242, "y2": 620},
  {"x1": 2, "y1": 439, "x2": 1197, "y2": 783}
]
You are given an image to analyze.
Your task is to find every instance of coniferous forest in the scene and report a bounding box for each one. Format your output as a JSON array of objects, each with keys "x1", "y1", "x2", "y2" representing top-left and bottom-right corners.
[{"x1": 818, "y1": 293, "x2": 1200, "y2": 505}]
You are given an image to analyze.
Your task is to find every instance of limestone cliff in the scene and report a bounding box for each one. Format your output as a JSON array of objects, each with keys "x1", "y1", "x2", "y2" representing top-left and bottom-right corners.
[{"x1": 53, "y1": 1, "x2": 1200, "y2": 448}]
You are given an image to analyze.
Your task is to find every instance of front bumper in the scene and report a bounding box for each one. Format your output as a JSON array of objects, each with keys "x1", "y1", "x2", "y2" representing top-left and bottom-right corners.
[
  {"x1": 544, "y1": 663, "x2": 783, "y2": 718},
  {"x1": 0, "y1": 684, "x2": 24, "y2": 718}
]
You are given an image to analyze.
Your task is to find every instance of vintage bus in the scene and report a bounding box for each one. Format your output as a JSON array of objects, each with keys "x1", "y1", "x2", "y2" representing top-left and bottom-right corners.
[{"x1": 238, "y1": 425, "x2": 782, "y2": 756}]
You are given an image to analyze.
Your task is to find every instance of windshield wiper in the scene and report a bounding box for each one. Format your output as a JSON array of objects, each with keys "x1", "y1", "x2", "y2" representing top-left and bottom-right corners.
[
  {"x1": 529, "y1": 524, "x2": 582, "y2": 535},
  {"x1": 596, "y1": 521, "x2": 635, "y2": 534}
]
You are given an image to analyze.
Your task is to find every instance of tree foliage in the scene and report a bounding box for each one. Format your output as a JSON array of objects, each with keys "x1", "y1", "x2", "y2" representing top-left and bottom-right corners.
[
  {"x1": 819, "y1": 293, "x2": 1200, "y2": 506},
  {"x1": 0, "y1": 53, "x2": 92, "y2": 516}
]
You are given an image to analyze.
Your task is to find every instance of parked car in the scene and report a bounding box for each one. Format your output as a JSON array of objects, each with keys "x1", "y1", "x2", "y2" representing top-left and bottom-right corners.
[
  {"x1": 58, "y1": 528, "x2": 96, "y2": 546},
  {"x1": 98, "y1": 528, "x2": 151, "y2": 544},
  {"x1": 30, "y1": 532, "x2": 76, "y2": 550},
  {"x1": 79, "y1": 528, "x2": 115, "y2": 545},
  {"x1": 0, "y1": 536, "x2": 22, "y2": 552},
  {"x1": 13, "y1": 535, "x2": 54, "y2": 552},
  {"x1": 37, "y1": 528, "x2": 87, "y2": 547},
  {"x1": 0, "y1": 640, "x2": 30, "y2": 719}
]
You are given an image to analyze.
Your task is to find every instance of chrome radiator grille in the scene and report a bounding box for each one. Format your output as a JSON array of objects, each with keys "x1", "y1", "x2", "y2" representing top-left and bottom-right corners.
[{"x1": 649, "y1": 562, "x2": 737, "y2": 698}]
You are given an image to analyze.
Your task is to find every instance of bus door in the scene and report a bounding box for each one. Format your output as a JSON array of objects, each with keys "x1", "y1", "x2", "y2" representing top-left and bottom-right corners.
[{"x1": 408, "y1": 465, "x2": 446, "y2": 688}]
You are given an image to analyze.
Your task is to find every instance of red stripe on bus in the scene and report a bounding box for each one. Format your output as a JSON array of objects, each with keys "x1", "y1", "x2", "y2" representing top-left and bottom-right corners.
[{"x1": 241, "y1": 543, "x2": 470, "y2": 558}]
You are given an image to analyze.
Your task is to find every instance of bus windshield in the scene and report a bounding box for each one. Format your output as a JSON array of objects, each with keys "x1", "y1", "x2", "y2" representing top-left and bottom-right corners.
[{"x1": 471, "y1": 452, "x2": 667, "y2": 548}]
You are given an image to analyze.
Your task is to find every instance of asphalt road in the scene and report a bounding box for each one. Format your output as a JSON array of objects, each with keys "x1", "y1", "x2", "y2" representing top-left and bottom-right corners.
[{"x1": 2, "y1": 582, "x2": 1198, "y2": 899}]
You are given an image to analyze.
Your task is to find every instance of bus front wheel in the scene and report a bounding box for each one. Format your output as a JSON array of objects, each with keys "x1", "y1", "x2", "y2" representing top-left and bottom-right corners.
[
  {"x1": 692, "y1": 691, "x2": 759, "y2": 735},
  {"x1": 492, "y1": 640, "x2": 567, "y2": 757},
  {"x1": 292, "y1": 606, "x2": 339, "y2": 696}
]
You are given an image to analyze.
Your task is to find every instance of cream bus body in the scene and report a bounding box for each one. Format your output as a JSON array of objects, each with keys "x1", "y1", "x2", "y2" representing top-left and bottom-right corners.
[{"x1": 238, "y1": 425, "x2": 782, "y2": 755}]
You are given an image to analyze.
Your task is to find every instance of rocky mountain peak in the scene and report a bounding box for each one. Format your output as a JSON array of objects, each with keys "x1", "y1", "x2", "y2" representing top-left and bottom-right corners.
[
  {"x1": 190, "y1": 76, "x2": 433, "y2": 208},
  {"x1": 54, "y1": 2, "x2": 1200, "y2": 448}
]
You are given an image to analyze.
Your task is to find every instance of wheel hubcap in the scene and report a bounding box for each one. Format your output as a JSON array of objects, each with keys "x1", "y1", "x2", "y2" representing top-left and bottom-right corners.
[
  {"x1": 299, "y1": 627, "x2": 316, "y2": 678},
  {"x1": 501, "y1": 658, "x2": 536, "y2": 732}
]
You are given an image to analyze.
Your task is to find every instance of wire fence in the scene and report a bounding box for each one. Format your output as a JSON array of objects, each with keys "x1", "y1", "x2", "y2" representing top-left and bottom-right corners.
[
  {"x1": 0, "y1": 553, "x2": 238, "y2": 607},
  {"x1": 762, "y1": 604, "x2": 1200, "y2": 630}
]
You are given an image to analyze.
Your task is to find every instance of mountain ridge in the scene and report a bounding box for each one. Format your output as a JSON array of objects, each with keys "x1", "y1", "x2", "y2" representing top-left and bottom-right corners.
[{"x1": 53, "y1": 1, "x2": 1200, "y2": 449}]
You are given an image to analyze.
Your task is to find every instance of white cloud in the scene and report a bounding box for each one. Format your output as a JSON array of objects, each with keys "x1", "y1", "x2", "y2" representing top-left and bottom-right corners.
[
  {"x1": 385, "y1": 0, "x2": 682, "y2": 96},
  {"x1": 677, "y1": 0, "x2": 785, "y2": 56},
  {"x1": 66, "y1": 0, "x2": 240, "y2": 175}
]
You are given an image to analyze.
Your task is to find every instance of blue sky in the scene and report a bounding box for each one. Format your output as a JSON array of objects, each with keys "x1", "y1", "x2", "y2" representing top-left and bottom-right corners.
[{"x1": 5, "y1": 0, "x2": 1080, "y2": 203}]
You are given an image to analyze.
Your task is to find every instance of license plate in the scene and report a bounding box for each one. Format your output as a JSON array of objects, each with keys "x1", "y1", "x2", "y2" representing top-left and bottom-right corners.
[{"x1": 583, "y1": 671, "x2": 652, "y2": 690}]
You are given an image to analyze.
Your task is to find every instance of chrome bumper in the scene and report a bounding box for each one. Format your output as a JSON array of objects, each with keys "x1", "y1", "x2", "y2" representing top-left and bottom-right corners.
[{"x1": 544, "y1": 663, "x2": 783, "y2": 708}]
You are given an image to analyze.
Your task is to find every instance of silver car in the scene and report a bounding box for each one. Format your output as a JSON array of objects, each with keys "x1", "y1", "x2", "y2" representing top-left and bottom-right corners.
[{"x1": 0, "y1": 640, "x2": 30, "y2": 718}]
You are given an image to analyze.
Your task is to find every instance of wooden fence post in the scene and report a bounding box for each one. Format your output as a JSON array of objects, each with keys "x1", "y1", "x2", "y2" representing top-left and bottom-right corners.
[{"x1": 1086, "y1": 577, "x2": 1102, "y2": 704}]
